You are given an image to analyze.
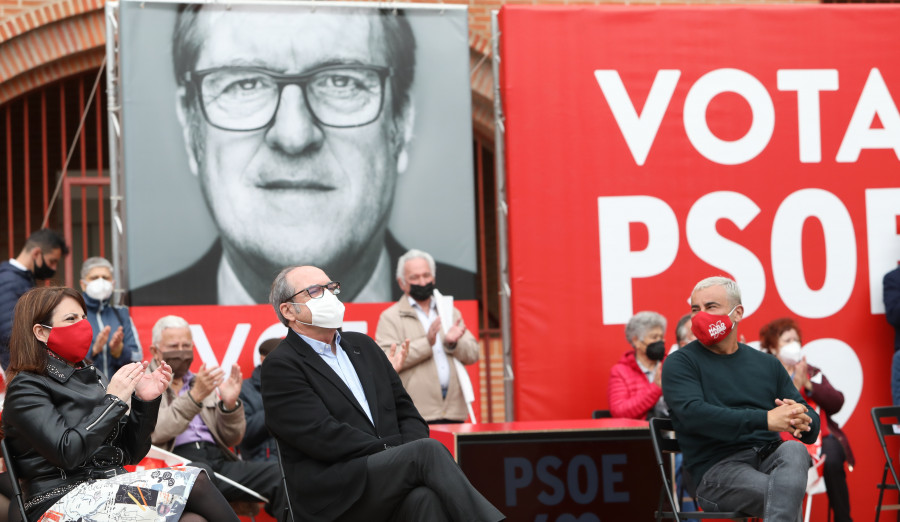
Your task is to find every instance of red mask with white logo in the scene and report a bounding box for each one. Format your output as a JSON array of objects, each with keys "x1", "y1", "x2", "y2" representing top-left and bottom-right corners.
[{"x1": 691, "y1": 305, "x2": 738, "y2": 347}]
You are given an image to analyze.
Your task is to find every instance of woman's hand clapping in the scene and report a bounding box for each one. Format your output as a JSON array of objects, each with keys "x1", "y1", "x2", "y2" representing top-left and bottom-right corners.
[{"x1": 107, "y1": 362, "x2": 149, "y2": 402}]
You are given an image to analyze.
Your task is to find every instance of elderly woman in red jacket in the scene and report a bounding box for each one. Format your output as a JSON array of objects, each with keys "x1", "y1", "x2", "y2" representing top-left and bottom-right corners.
[
  {"x1": 608, "y1": 311, "x2": 668, "y2": 420},
  {"x1": 759, "y1": 317, "x2": 854, "y2": 522}
]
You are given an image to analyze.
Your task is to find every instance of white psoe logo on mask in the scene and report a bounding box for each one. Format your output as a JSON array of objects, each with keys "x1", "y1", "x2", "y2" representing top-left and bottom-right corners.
[{"x1": 708, "y1": 320, "x2": 727, "y2": 338}]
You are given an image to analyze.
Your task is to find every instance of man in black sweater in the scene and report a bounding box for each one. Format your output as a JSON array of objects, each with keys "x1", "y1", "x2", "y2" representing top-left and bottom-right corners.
[{"x1": 662, "y1": 276, "x2": 819, "y2": 522}]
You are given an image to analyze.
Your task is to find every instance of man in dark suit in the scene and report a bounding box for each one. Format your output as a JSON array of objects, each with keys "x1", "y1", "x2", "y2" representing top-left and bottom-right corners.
[{"x1": 261, "y1": 265, "x2": 503, "y2": 522}]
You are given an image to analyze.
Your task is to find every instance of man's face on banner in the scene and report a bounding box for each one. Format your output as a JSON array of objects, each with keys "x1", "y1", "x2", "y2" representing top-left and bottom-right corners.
[{"x1": 176, "y1": 8, "x2": 411, "y2": 275}]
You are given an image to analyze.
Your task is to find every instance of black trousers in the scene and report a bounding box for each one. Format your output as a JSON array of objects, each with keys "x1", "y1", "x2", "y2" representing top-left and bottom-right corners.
[
  {"x1": 173, "y1": 441, "x2": 285, "y2": 519},
  {"x1": 336, "y1": 438, "x2": 504, "y2": 522},
  {"x1": 821, "y1": 434, "x2": 851, "y2": 522}
]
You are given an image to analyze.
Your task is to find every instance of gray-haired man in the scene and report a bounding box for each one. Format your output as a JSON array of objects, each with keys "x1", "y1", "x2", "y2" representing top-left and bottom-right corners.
[
  {"x1": 80, "y1": 256, "x2": 142, "y2": 375},
  {"x1": 148, "y1": 315, "x2": 285, "y2": 518},
  {"x1": 375, "y1": 249, "x2": 479, "y2": 424},
  {"x1": 663, "y1": 276, "x2": 819, "y2": 521}
]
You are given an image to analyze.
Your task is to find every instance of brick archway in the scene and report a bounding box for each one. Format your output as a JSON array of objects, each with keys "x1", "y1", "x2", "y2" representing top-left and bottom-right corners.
[
  {"x1": 469, "y1": 32, "x2": 494, "y2": 141},
  {"x1": 0, "y1": 0, "x2": 106, "y2": 105}
]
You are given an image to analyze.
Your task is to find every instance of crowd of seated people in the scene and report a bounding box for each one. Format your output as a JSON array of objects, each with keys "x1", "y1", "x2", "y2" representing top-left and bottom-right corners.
[
  {"x1": 0, "y1": 237, "x2": 890, "y2": 522},
  {"x1": 0, "y1": 240, "x2": 504, "y2": 521},
  {"x1": 1, "y1": 286, "x2": 237, "y2": 522}
]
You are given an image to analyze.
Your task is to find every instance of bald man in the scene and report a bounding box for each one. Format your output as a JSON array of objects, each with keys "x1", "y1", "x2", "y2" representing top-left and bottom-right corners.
[{"x1": 261, "y1": 265, "x2": 503, "y2": 522}]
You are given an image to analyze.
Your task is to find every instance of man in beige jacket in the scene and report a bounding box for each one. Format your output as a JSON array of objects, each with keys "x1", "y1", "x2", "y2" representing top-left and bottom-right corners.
[{"x1": 376, "y1": 249, "x2": 480, "y2": 423}]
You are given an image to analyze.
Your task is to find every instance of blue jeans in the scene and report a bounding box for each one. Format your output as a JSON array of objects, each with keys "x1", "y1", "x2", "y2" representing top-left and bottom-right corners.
[{"x1": 695, "y1": 440, "x2": 811, "y2": 522}]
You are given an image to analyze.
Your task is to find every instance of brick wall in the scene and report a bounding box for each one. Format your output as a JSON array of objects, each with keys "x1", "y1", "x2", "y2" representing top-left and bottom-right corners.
[
  {"x1": 479, "y1": 336, "x2": 506, "y2": 422},
  {"x1": 350, "y1": 0, "x2": 819, "y2": 55}
]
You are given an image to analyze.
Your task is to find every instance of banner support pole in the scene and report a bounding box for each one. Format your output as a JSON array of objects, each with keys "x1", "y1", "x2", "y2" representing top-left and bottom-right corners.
[
  {"x1": 105, "y1": 1, "x2": 128, "y2": 306},
  {"x1": 491, "y1": 10, "x2": 515, "y2": 422}
]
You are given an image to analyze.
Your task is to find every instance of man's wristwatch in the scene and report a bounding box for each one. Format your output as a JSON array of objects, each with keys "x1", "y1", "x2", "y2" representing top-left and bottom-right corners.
[{"x1": 218, "y1": 399, "x2": 242, "y2": 413}]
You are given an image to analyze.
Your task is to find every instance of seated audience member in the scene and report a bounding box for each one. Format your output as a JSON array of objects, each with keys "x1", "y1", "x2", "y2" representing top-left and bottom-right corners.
[
  {"x1": 663, "y1": 276, "x2": 819, "y2": 520},
  {"x1": 238, "y1": 338, "x2": 281, "y2": 461},
  {"x1": 669, "y1": 311, "x2": 700, "y2": 514},
  {"x1": 2, "y1": 287, "x2": 236, "y2": 522},
  {"x1": 148, "y1": 316, "x2": 285, "y2": 518},
  {"x1": 670, "y1": 312, "x2": 696, "y2": 354},
  {"x1": 262, "y1": 266, "x2": 504, "y2": 521},
  {"x1": 376, "y1": 249, "x2": 478, "y2": 424},
  {"x1": 759, "y1": 317, "x2": 854, "y2": 522},
  {"x1": 608, "y1": 311, "x2": 668, "y2": 419},
  {"x1": 80, "y1": 257, "x2": 142, "y2": 376}
]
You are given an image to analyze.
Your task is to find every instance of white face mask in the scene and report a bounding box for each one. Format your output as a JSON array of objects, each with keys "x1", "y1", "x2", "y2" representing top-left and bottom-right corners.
[
  {"x1": 84, "y1": 278, "x2": 114, "y2": 302},
  {"x1": 777, "y1": 341, "x2": 802, "y2": 366},
  {"x1": 293, "y1": 290, "x2": 345, "y2": 329}
]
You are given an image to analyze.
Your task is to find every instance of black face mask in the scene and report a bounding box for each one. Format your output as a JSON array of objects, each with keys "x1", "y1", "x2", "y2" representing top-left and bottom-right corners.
[
  {"x1": 646, "y1": 341, "x2": 666, "y2": 361},
  {"x1": 32, "y1": 253, "x2": 56, "y2": 280},
  {"x1": 408, "y1": 282, "x2": 435, "y2": 301}
]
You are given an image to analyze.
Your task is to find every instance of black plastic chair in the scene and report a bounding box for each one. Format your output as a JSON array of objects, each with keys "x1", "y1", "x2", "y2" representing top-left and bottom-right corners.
[
  {"x1": 1, "y1": 438, "x2": 28, "y2": 522},
  {"x1": 274, "y1": 439, "x2": 295, "y2": 522},
  {"x1": 591, "y1": 409, "x2": 612, "y2": 419},
  {"x1": 872, "y1": 406, "x2": 900, "y2": 522},
  {"x1": 649, "y1": 417, "x2": 752, "y2": 521}
]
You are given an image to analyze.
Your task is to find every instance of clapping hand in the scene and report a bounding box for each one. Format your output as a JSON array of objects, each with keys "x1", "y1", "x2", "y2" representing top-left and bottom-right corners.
[
  {"x1": 427, "y1": 319, "x2": 442, "y2": 346},
  {"x1": 444, "y1": 318, "x2": 466, "y2": 347},
  {"x1": 92, "y1": 326, "x2": 111, "y2": 357},
  {"x1": 217, "y1": 365, "x2": 243, "y2": 409},
  {"x1": 135, "y1": 362, "x2": 173, "y2": 401},
  {"x1": 792, "y1": 358, "x2": 811, "y2": 392},
  {"x1": 389, "y1": 339, "x2": 410, "y2": 372},
  {"x1": 108, "y1": 326, "x2": 125, "y2": 357},
  {"x1": 192, "y1": 364, "x2": 224, "y2": 402},
  {"x1": 91, "y1": 326, "x2": 125, "y2": 357},
  {"x1": 107, "y1": 362, "x2": 148, "y2": 402}
]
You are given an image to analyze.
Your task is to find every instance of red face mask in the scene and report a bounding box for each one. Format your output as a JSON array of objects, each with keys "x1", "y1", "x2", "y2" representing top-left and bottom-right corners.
[
  {"x1": 41, "y1": 320, "x2": 94, "y2": 364},
  {"x1": 691, "y1": 306, "x2": 738, "y2": 347}
]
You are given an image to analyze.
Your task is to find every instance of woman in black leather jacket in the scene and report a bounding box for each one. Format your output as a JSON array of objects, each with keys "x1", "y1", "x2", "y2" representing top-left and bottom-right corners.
[{"x1": 2, "y1": 286, "x2": 238, "y2": 522}]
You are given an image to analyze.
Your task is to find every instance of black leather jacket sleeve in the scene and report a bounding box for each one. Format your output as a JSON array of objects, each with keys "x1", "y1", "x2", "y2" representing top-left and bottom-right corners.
[
  {"x1": 3, "y1": 375, "x2": 129, "y2": 470},
  {"x1": 118, "y1": 394, "x2": 162, "y2": 465},
  {"x1": 3, "y1": 362, "x2": 161, "y2": 484}
]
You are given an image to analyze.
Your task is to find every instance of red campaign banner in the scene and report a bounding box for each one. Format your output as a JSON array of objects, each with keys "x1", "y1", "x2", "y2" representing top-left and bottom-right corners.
[
  {"x1": 129, "y1": 301, "x2": 481, "y2": 421},
  {"x1": 499, "y1": 5, "x2": 900, "y2": 520}
]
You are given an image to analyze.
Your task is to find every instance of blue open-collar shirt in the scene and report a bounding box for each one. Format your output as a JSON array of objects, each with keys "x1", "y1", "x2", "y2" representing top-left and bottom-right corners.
[{"x1": 299, "y1": 331, "x2": 374, "y2": 425}]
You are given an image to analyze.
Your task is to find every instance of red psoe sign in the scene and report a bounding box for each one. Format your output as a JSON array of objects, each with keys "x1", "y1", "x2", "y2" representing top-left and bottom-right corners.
[{"x1": 499, "y1": 6, "x2": 900, "y2": 519}]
